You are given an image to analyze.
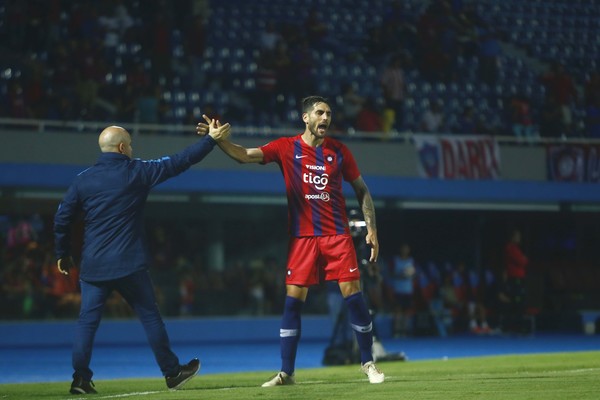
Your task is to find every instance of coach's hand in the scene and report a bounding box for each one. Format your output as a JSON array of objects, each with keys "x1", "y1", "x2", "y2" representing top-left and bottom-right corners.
[{"x1": 57, "y1": 256, "x2": 75, "y2": 276}]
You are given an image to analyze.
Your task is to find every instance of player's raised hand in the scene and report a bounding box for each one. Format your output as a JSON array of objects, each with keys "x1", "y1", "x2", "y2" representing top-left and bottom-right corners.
[
  {"x1": 57, "y1": 256, "x2": 75, "y2": 276},
  {"x1": 203, "y1": 114, "x2": 231, "y2": 142}
]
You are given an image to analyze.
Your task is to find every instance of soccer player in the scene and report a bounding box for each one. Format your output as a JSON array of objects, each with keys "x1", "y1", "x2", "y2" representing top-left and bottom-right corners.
[
  {"x1": 53, "y1": 120, "x2": 230, "y2": 394},
  {"x1": 197, "y1": 95, "x2": 385, "y2": 385}
]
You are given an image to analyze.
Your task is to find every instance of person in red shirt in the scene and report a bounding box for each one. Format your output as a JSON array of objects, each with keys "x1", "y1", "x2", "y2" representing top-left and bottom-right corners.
[
  {"x1": 505, "y1": 229, "x2": 528, "y2": 280},
  {"x1": 197, "y1": 96, "x2": 385, "y2": 386},
  {"x1": 540, "y1": 62, "x2": 578, "y2": 136},
  {"x1": 355, "y1": 97, "x2": 383, "y2": 133},
  {"x1": 503, "y1": 229, "x2": 528, "y2": 333}
]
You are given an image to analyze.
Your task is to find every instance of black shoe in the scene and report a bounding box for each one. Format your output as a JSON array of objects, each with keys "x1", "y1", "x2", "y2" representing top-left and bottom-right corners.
[
  {"x1": 70, "y1": 376, "x2": 97, "y2": 395},
  {"x1": 165, "y1": 358, "x2": 201, "y2": 390}
]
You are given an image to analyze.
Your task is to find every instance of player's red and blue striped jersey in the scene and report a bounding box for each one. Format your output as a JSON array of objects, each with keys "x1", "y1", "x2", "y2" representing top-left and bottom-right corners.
[{"x1": 260, "y1": 134, "x2": 361, "y2": 237}]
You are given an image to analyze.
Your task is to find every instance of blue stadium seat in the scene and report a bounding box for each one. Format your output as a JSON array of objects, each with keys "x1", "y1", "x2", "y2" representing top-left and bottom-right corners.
[{"x1": 173, "y1": 91, "x2": 186, "y2": 104}]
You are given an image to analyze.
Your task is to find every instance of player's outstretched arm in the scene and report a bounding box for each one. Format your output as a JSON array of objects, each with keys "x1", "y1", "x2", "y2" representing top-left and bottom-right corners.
[
  {"x1": 197, "y1": 114, "x2": 263, "y2": 163},
  {"x1": 350, "y1": 176, "x2": 379, "y2": 263}
]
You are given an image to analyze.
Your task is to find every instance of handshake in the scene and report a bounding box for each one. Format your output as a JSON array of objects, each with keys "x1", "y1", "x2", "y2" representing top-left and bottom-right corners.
[{"x1": 197, "y1": 114, "x2": 231, "y2": 142}]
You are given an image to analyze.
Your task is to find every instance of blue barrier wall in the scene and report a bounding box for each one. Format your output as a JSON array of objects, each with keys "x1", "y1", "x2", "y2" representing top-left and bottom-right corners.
[
  {"x1": 0, "y1": 316, "x2": 327, "y2": 347},
  {"x1": 0, "y1": 315, "x2": 396, "y2": 348},
  {"x1": 3, "y1": 162, "x2": 600, "y2": 204}
]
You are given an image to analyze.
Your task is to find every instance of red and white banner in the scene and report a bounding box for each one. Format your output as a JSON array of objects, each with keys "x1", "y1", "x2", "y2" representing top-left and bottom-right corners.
[
  {"x1": 547, "y1": 144, "x2": 600, "y2": 182},
  {"x1": 413, "y1": 134, "x2": 501, "y2": 179}
]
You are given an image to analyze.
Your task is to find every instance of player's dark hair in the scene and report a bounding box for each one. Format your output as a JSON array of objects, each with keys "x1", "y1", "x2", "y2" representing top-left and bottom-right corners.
[{"x1": 302, "y1": 96, "x2": 329, "y2": 113}]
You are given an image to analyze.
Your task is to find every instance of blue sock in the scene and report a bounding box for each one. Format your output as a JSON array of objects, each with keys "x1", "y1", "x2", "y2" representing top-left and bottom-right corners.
[
  {"x1": 345, "y1": 292, "x2": 374, "y2": 364},
  {"x1": 280, "y1": 296, "x2": 304, "y2": 375}
]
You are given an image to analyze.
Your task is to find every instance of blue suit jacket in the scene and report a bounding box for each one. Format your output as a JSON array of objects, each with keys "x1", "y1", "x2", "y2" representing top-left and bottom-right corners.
[{"x1": 54, "y1": 136, "x2": 216, "y2": 281}]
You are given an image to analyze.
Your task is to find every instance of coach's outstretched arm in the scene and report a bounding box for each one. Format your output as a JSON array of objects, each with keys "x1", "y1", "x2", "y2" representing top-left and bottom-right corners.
[{"x1": 196, "y1": 114, "x2": 263, "y2": 163}]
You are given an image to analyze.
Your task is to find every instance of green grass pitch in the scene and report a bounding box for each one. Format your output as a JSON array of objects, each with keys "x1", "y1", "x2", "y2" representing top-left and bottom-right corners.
[{"x1": 2, "y1": 351, "x2": 599, "y2": 400}]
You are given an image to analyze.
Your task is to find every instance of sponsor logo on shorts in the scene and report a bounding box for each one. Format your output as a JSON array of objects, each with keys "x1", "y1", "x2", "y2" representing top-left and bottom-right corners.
[
  {"x1": 304, "y1": 192, "x2": 330, "y2": 202},
  {"x1": 350, "y1": 267, "x2": 358, "y2": 273}
]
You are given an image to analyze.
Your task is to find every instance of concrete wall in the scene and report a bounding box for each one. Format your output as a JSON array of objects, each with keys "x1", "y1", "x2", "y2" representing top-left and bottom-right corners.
[{"x1": 0, "y1": 129, "x2": 546, "y2": 181}]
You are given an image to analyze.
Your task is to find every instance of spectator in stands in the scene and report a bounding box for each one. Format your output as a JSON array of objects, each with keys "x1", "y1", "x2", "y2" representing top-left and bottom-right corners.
[
  {"x1": 503, "y1": 228, "x2": 529, "y2": 334},
  {"x1": 419, "y1": 100, "x2": 446, "y2": 133},
  {"x1": 463, "y1": 263, "x2": 491, "y2": 334},
  {"x1": 136, "y1": 85, "x2": 161, "y2": 124},
  {"x1": 438, "y1": 270, "x2": 461, "y2": 330},
  {"x1": 355, "y1": 97, "x2": 383, "y2": 133},
  {"x1": 390, "y1": 243, "x2": 416, "y2": 337},
  {"x1": 339, "y1": 83, "x2": 365, "y2": 130},
  {"x1": 540, "y1": 62, "x2": 578, "y2": 137},
  {"x1": 6, "y1": 81, "x2": 31, "y2": 119},
  {"x1": 380, "y1": 54, "x2": 407, "y2": 132},
  {"x1": 259, "y1": 21, "x2": 283, "y2": 53},
  {"x1": 97, "y1": 1, "x2": 134, "y2": 58},
  {"x1": 509, "y1": 95, "x2": 537, "y2": 143}
]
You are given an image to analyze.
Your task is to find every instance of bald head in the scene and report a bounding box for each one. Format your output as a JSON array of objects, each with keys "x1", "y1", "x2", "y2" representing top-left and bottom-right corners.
[{"x1": 98, "y1": 126, "x2": 132, "y2": 158}]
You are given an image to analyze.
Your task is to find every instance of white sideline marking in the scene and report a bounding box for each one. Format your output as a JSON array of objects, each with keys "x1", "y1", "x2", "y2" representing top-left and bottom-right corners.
[
  {"x1": 67, "y1": 391, "x2": 162, "y2": 400},
  {"x1": 544, "y1": 367, "x2": 600, "y2": 374}
]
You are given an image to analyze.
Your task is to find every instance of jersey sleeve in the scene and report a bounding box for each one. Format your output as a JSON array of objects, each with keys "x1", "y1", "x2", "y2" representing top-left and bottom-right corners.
[
  {"x1": 259, "y1": 137, "x2": 284, "y2": 164},
  {"x1": 340, "y1": 143, "x2": 361, "y2": 182}
]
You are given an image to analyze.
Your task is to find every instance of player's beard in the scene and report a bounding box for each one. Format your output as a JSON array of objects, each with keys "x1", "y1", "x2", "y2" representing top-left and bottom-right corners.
[{"x1": 309, "y1": 120, "x2": 329, "y2": 139}]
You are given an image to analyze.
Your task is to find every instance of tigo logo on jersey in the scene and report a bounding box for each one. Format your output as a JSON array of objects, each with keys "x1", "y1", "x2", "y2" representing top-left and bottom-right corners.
[{"x1": 303, "y1": 172, "x2": 329, "y2": 190}]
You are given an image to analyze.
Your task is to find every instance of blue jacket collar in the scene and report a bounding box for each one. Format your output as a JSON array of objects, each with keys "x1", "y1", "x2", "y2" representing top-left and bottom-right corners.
[{"x1": 97, "y1": 152, "x2": 131, "y2": 162}]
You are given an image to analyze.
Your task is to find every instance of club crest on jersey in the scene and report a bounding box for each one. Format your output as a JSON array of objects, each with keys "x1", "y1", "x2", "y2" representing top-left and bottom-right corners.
[{"x1": 326, "y1": 155, "x2": 335, "y2": 164}]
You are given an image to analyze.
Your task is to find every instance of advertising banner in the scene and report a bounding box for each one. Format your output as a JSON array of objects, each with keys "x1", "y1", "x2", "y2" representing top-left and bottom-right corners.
[
  {"x1": 547, "y1": 144, "x2": 600, "y2": 182},
  {"x1": 413, "y1": 134, "x2": 501, "y2": 180}
]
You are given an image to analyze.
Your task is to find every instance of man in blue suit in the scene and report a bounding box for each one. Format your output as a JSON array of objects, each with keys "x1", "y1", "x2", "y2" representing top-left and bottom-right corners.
[{"x1": 54, "y1": 120, "x2": 230, "y2": 394}]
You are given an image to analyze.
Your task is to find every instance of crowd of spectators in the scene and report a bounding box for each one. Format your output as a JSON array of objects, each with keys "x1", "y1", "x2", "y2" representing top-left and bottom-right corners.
[
  {"x1": 2, "y1": 210, "x2": 599, "y2": 339},
  {"x1": 0, "y1": 213, "x2": 296, "y2": 320},
  {"x1": 0, "y1": 211, "x2": 499, "y2": 330},
  {"x1": 0, "y1": 212, "x2": 518, "y2": 338},
  {"x1": 1, "y1": 0, "x2": 598, "y2": 139}
]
